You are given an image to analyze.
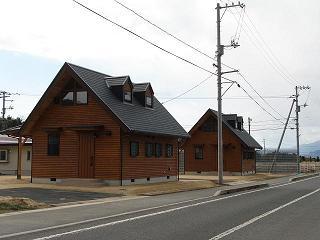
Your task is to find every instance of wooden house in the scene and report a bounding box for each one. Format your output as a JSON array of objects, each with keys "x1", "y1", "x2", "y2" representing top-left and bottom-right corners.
[
  {"x1": 182, "y1": 109, "x2": 262, "y2": 175},
  {"x1": 19, "y1": 63, "x2": 188, "y2": 185}
]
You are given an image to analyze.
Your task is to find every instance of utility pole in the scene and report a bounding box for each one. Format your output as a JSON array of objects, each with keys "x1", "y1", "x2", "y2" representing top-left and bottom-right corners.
[
  {"x1": 248, "y1": 117, "x2": 252, "y2": 135},
  {"x1": 295, "y1": 86, "x2": 300, "y2": 174},
  {"x1": 269, "y1": 99, "x2": 295, "y2": 173},
  {"x1": 215, "y1": 2, "x2": 244, "y2": 185},
  {"x1": 263, "y1": 139, "x2": 266, "y2": 155},
  {"x1": 295, "y1": 85, "x2": 310, "y2": 174},
  {"x1": 0, "y1": 91, "x2": 14, "y2": 130}
]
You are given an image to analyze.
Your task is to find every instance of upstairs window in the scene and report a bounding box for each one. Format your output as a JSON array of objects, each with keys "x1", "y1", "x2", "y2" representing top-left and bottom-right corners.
[
  {"x1": 48, "y1": 134, "x2": 60, "y2": 156},
  {"x1": 166, "y1": 144, "x2": 173, "y2": 158},
  {"x1": 155, "y1": 143, "x2": 162, "y2": 158},
  {"x1": 124, "y1": 91, "x2": 132, "y2": 103},
  {"x1": 201, "y1": 118, "x2": 217, "y2": 132},
  {"x1": 130, "y1": 142, "x2": 139, "y2": 157},
  {"x1": 194, "y1": 145, "x2": 204, "y2": 160},
  {"x1": 145, "y1": 143, "x2": 153, "y2": 157},
  {"x1": 0, "y1": 150, "x2": 8, "y2": 162},
  {"x1": 76, "y1": 91, "x2": 88, "y2": 104},
  {"x1": 60, "y1": 80, "x2": 88, "y2": 105},
  {"x1": 146, "y1": 96, "x2": 153, "y2": 108},
  {"x1": 62, "y1": 91, "x2": 74, "y2": 105}
]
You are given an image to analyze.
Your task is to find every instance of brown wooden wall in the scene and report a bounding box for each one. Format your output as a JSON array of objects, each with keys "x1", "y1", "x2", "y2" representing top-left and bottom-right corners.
[
  {"x1": 31, "y1": 91, "x2": 122, "y2": 180},
  {"x1": 121, "y1": 134, "x2": 178, "y2": 179},
  {"x1": 183, "y1": 124, "x2": 244, "y2": 173}
]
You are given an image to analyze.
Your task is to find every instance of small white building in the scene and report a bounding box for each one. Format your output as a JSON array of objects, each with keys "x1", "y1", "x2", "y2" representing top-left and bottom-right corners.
[{"x1": 0, "y1": 135, "x2": 32, "y2": 175}]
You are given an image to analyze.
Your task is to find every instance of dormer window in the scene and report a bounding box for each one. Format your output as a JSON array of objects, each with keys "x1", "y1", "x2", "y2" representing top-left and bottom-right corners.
[
  {"x1": 146, "y1": 96, "x2": 153, "y2": 108},
  {"x1": 124, "y1": 91, "x2": 132, "y2": 103}
]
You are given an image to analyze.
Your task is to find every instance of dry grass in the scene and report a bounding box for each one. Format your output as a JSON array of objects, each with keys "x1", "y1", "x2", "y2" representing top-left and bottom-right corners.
[
  {"x1": 0, "y1": 196, "x2": 48, "y2": 214},
  {"x1": 0, "y1": 176, "x2": 216, "y2": 196}
]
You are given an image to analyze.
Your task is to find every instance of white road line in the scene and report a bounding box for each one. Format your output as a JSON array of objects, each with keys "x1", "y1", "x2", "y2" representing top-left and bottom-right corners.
[
  {"x1": 27, "y1": 176, "x2": 319, "y2": 240},
  {"x1": 209, "y1": 187, "x2": 320, "y2": 240}
]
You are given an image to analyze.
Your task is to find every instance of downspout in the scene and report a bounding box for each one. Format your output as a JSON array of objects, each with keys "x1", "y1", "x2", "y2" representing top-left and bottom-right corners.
[
  {"x1": 120, "y1": 130, "x2": 123, "y2": 186},
  {"x1": 241, "y1": 146, "x2": 243, "y2": 176},
  {"x1": 177, "y1": 139, "x2": 180, "y2": 181}
]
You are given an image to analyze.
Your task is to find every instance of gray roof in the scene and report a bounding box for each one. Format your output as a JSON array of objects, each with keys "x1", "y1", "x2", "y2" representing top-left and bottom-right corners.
[
  {"x1": 68, "y1": 63, "x2": 188, "y2": 138},
  {"x1": 0, "y1": 134, "x2": 32, "y2": 145},
  {"x1": 210, "y1": 109, "x2": 262, "y2": 149},
  {"x1": 133, "y1": 83, "x2": 149, "y2": 92},
  {"x1": 105, "y1": 76, "x2": 129, "y2": 87}
]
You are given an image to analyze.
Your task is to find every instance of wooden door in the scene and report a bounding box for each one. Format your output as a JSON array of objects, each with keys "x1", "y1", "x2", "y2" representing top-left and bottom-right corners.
[{"x1": 79, "y1": 133, "x2": 95, "y2": 178}]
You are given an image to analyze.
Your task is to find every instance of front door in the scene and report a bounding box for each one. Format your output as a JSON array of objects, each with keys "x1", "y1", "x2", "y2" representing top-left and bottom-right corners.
[{"x1": 79, "y1": 133, "x2": 95, "y2": 178}]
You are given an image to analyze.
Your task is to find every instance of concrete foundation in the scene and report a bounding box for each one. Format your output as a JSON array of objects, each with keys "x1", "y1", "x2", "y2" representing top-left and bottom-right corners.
[{"x1": 32, "y1": 175, "x2": 178, "y2": 186}]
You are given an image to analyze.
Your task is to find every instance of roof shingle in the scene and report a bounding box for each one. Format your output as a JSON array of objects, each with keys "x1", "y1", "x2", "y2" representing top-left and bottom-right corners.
[{"x1": 68, "y1": 63, "x2": 189, "y2": 138}]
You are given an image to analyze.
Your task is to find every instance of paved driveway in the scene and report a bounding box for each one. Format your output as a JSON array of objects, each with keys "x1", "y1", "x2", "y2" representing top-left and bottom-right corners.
[{"x1": 0, "y1": 188, "x2": 121, "y2": 204}]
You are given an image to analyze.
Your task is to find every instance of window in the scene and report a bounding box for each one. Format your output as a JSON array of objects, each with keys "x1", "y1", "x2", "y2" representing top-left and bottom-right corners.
[
  {"x1": 124, "y1": 91, "x2": 132, "y2": 103},
  {"x1": 76, "y1": 91, "x2": 88, "y2": 104},
  {"x1": 194, "y1": 145, "x2": 204, "y2": 160},
  {"x1": 155, "y1": 143, "x2": 162, "y2": 158},
  {"x1": 48, "y1": 134, "x2": 60, "y2": 156},
  {"x1": 145, "y1": 143, "x2": 153, "y2": 157},
  {"x1": 130, "y1": 142, "x2": 139, "y2": 157},
  {"x1": 62, "y1": 91, "x2": 74, "y2": 105},
  {"x1": 0, "y1": 150, "x2": 8, "y2": 161},
  {"x1": 244, "y1": 151, "x2": 254, "y2": 160},
  {"x1": 146, "y1": 96, "x2": 153, "y2": 108},
  {"x1": 166, "y1": 144, "x2": 173, "y2": 158},
  {"x1": 201, "y1": 118, "x2": 216, "y2": 132},
  {"x1": 27, "y1": 151, "x2": 31, "y2": 161}
]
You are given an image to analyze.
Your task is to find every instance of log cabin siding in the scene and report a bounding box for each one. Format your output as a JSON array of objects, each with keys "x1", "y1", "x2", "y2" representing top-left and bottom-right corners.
[
  {"x1": 31, "y1": 92, "x2": 121, "y2": 179},
  {"x1": 121, "y1": 134, "x2": 177, "y2": 179},
  {"x1": 184, "y1": 123, "x2": 243, "y2": 172}
]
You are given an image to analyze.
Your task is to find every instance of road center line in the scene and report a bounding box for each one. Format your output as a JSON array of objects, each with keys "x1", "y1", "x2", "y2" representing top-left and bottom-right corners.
[
  {"x1": 208, "y1": 187, "x2": 320, "y2": 240},
  {"x1": 28, "y1": 176, "x2": 319, "y2": 240}
]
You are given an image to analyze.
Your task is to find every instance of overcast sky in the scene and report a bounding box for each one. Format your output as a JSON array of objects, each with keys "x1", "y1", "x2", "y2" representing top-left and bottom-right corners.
[{"x1": 0, "y1": 0, "x2": 319, "y2": 148}]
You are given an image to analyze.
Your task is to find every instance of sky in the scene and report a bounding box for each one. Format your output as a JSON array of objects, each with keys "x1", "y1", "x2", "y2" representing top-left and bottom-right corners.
[{"x1": 0, "y1": 0, "x2": 319, "y2": 149}]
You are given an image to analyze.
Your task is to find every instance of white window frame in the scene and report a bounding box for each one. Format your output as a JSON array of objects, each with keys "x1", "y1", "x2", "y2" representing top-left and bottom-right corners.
[{"x1": 0, "y1": 150, "x2": 8, "y2": 162}]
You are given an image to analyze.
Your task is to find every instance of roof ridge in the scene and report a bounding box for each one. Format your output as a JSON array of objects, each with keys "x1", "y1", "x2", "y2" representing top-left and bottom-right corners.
[{"x1": 66, "y1": 62, "x2": 112, "y2": 78}]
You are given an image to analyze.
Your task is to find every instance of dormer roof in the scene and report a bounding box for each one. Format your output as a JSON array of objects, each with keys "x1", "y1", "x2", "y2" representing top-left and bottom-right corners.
[
  {"x1": 133, "y1": 83, "x2": 153, "y2": 93},
  {"x1": 105, "y1": 76, "x2": 132, "y2": 88}
]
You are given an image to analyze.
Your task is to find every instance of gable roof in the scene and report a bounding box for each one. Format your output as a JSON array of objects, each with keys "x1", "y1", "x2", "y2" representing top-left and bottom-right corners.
[
  {"x1": 189, "y1": 109, "x2": 262, "y2": 149},
  {"x1": 21, "y1": 62, "x2": 188, "y2": 138}
]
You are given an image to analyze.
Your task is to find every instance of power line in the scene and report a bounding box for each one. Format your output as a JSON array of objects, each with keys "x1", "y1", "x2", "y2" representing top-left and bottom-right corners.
[
  {"x1": 251, "y1": 127, "x2": 295, "y2": 132},
  {"x1": 159, "y1": 95, "x2": 291, "y2": 100},
  {"x1": 225, "y1": 3, "x2": 297, "y2": 86},
  {"x1": 73, "y1": 0, "x2": 216, "y2": 76},
  {"x1": 243, "y1": 11, "x2": 300, "y2": 85},
  {"x1": 113, "y1": 0, "x2": 215, "y2": 61},
  {"x1": 237, "y1": 72, "x2": 285, "y2": 119},
  {"x1": 238, "y1": 85, "x2": 283, "y2": 122},
  {"x1": 161, "y1": 74, "x2": 214, "y2": 104},
  {"x1": 113, "y1": 0, "x2": 238, "y2": 72}
]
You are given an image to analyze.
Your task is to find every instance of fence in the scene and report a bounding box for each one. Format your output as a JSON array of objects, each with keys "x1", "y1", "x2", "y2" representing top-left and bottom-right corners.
[
  {"x1": 256, "y1": 152, "x2": 298, "y2": 173},
  {"x1": 300, "y1": 162, "x2": 320, "y2": 173}
]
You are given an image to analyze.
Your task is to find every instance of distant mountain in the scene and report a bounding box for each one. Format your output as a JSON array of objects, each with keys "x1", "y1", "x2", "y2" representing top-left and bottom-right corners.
[{"x1": 300, "y1": 140, "x2": 320, "y2": 157}]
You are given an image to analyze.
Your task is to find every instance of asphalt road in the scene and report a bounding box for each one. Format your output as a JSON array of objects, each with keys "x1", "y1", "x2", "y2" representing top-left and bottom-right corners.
[
  {"x1": 0, "y1": 175, "x2": 319, "y2": 240},
  {"x1": 0, "y1": 188, "x2": 120, "y2": 204}
]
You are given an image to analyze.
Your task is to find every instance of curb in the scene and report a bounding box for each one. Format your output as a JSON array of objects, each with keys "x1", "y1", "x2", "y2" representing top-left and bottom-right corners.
[
  {"x1": 213, "y1": 183, "x2": 269, "y2": 196},
  {"x1": 289, "y1": 173, "x2": 319, "y2": 182},
  {"x1": 140, "y1": 187, "x2": 212, "y2": 196}
]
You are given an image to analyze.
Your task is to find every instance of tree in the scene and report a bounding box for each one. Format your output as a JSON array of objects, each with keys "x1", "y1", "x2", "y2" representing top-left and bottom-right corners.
[{"x1": 0, "y1": 116, "x2": 23, "y2": 131}]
